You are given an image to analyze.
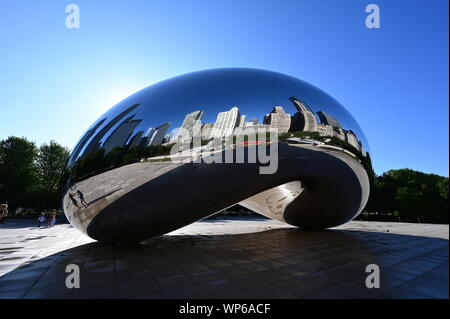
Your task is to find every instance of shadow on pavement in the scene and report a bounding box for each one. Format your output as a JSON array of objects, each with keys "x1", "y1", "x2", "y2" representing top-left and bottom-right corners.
[{"x1": 0, "y1": 227, "x2": 448, "y2": 299}]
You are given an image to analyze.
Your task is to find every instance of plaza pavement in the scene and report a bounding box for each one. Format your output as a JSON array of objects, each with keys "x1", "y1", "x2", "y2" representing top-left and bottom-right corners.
[{"x1": 0, "y1": 217, "x2": 448, "y2": 299}]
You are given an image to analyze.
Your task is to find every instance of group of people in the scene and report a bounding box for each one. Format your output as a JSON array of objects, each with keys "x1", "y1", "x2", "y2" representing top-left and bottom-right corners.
[
  {"x1": 37, "y1": 210, "x2": 57, "y2": 228},
  {"x1": 0, "y1": 203, "x2": 8, "y2": 224},
  {"x1": 0, "y1": 202, "x2": 58, "y2": 228}
]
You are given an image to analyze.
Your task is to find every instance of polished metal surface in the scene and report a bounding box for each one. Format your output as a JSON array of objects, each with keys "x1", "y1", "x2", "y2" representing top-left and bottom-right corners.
[{"x1": 62, "y1": 68, "x2": 373, "y2": 243}]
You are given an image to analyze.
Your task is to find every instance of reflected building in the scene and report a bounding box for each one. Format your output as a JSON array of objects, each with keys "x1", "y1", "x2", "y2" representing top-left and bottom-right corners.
[
  {"x1": 333, "y1": 127, "x2": 346, "y2": 141},
  {"x1": 162, "y1": 132, "x2": 175, "y2": 145},
  {"x1": 135, "y1": 127, "x2": 154, "y2": 147},
  {"x1": 102, "y1": 116, "x2": 142, "y2": 154},
  {"x1": 316, "y1": 124, "x2": 334, "y2": 137},
  {"x1": 317, "y1": 111, "x2": 342, "y2": 129},
  {"x1": 243, "y1": 118, "x2": 259, "y2": 127},
  {"x1": 175, "y1": 110, "x2": 204, "y2": 143},
  {"x1": 68, "y1": 118, "x2": 106, "y2": 165},
  {"x1": 83, "y1": 104, "x2": 140, "y2": 155},
  {"x1": 263, "y1": 106, "x2": 291, "y2": 133},
  {"x1": 252, "y1": 124, "x2": 271, "y2": 134},
  {"x1": 212, "y1": 106, "x2": 242, "y2": 138},
  {"x1": 289, "y1": 96, "x2": 318, "y2": 132},
  {"x1": 344, "y1": 130, "x2": 360, "y2": 151},
  {"x1": 201, "y1": 123, "x2": 215, "y2": 140},
  {"x1": 129, "y1": 130, "x2": 145, "y2": 148},
  {"x1": 238, "y1": 115, "x2": 246, "y2": 127},
  {"x1": 147, "y1": 122, "x2": 171, "y2": 146},
  {"x1": 359, "y1": 141, "x2": 367, "y2": 157}
]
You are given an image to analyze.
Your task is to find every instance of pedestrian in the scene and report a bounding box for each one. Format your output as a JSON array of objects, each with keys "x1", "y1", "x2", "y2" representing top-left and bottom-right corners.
[
  {"x1": 37, "y1": 212, "x2": 45, "y2": 228},
  {"x1": 0, "y1": 203, "x2": 8, "y2": 224},
  {"x1": 47, "y1": 210, "x2": 57, "y2": 227},
  {"x1": 76, "y1": 190, "x2": 88, "y2": 208}
]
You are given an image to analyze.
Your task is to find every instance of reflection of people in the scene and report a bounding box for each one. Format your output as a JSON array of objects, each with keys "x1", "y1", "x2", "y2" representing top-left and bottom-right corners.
[
  {"x1": 47, "y1": 210, "x2": 57, "y2": 227},
  {"x1": 69, "y1": 193, "x2": 79, "y2": 208},
  {"x1": 37, "y1": 212, "x2": 45, "y2": 228},
  {"x1": 77, "y1": 190, "x2": 88, "y2": 208},
  {"x1": 0, "y1": 203, "x2": 9, "y2": 224}
]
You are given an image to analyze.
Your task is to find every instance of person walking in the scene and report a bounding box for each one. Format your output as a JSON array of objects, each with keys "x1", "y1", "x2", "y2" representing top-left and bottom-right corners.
[
  {"x1": 0, "y1": 203, "x2": 8, "y2": 224},
  {"x1": 47, "y1": 210, "x2": 57, "y2": 228}
]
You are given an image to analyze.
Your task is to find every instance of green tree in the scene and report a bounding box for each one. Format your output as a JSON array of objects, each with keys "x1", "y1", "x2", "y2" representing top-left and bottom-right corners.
[
  {"x1": 0, "y1": 136, "x2": 38, "y2": 211},
  {"x1": 34, "y1": 141, "x2": 70, "y2": 209},
  {"x1": 366, "y1": 168, "x2": 449, "y2": 223}
]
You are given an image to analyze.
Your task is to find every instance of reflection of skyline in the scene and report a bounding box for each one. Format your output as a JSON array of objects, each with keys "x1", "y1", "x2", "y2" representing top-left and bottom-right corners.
[
  {"x1": 83, "y1": 103, "x2": 140, "y2": 155},
  {"x1": 74, "y1": 96, "x2": 367, "y2": 160},
  {"x1": 181, "y1": 95, "x2": 367, "y2": 155}
]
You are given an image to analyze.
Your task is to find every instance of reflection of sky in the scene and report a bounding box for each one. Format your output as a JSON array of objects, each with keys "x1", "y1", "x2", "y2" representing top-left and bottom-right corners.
[{"x1": 79, "y1": 68, "x2": 369, "y2": 158}]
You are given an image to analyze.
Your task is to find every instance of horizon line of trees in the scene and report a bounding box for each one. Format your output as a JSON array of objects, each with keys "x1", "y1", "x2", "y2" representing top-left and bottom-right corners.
[{"x1": 0, "y1": 136, "x2": 448, "y2": 223}]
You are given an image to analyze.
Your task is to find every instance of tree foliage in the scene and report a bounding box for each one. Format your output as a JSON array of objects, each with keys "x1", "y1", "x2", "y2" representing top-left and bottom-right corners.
[
  {"x1": 0, "y1": 136, "x2": 69, "y2": 212},
  {"x1": 0, "y1": 136, "x2": 38, "y2": 209},
  {"x1": 366, "y1": 169, "x2": 449, "y2": 222},
  {"x1": 34, "y1": 141, "x2": 70, "y2": 209}
]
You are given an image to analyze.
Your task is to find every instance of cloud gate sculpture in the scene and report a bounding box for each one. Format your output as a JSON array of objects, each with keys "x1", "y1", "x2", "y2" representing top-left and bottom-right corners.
[{"x1": 62, "y1": 68, "x2": 373, "y2": 243}]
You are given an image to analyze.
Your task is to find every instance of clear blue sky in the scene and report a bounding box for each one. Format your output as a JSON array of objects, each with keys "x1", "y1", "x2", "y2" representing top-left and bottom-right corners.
[{"x1": 0, "y1": 0, "x2": 448, "y2": 176}]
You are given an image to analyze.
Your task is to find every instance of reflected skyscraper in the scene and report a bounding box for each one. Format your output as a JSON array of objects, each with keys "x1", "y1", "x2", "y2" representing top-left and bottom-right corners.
[
  {"x1": 68, "y1": 118, "x2": 106, "y2": 165},
  {"x1": 344, "y1": 129, "x2": 360, "y2": 151},
  {"x1": 316, "y1": 124, "x2": 334, "y2": 137},
  {"x1": 175, "y1": 110, "x2": 204, "y2": 143},
  {"x1": 263, "y1": 106, "x2": 291, "y2": 133},
  {"x1": 289, "y1": 97, "x2": 318, "y2": 132},
  {"x1": 147, "y1": 122, "x2": 171, "y2": 146},
  {"x1": 238, "y1": 115, "x2": 246, "y2": 127},
  {"x1": 333, "y1": 127, "x2": 346, "y2": 141},
  {"x1": 129, "y1": 130, "x2": 145, "y2": 148},
  {"x1": 212, "y1": 106, "x2": 242, "y2": 138},
  {"x1": 201, "y1": 123, "x2": 215, "y2": 140},
  {"x1": 83, "y1": 104, "x2": 140, "y2": 155},
  {"x1": 102, "y1": 116, "x2": 142, "y2": 154},
  {"x1": 317, "y1": 111, "x2": 342, "y2": 129}
]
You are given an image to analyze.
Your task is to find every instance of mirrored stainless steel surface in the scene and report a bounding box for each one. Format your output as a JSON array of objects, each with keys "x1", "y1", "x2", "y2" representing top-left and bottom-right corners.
[{"x1": 62, "y1": 68, "x2": 373, "y2": 243}]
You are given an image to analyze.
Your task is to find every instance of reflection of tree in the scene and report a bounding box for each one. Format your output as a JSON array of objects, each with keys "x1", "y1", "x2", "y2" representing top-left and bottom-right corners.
[{"x1": 68, "y1": 144, "x2": 174, "y2": 182}]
